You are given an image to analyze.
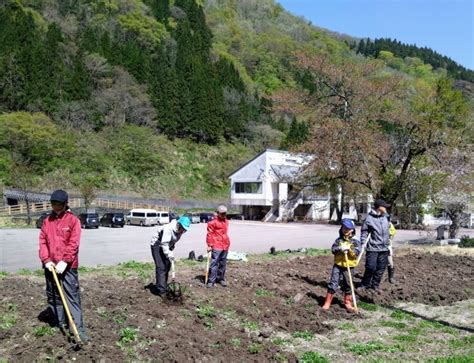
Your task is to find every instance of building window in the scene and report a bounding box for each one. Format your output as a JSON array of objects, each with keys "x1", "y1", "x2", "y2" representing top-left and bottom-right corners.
[{"x1": 235, "y1": 182, "x2": 262, "y2": 194}]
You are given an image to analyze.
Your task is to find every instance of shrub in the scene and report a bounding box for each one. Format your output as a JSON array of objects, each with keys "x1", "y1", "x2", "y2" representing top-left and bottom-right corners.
[{"x1": 459, "y1": 236, "x2": 474, "y2": 248}]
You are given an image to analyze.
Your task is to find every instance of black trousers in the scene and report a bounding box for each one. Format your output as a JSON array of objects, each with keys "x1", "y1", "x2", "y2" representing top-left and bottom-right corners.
[
  {"x1": 361, "y1": 250, "x2": 389, "y2": 289},
  {"x1": 44, "y1": 268, "x2": 86, "y2": 334},
  {"x1": 208, "y1": 250, "x2": 228, "y2": 284},
  {"x1": 327, "y1": 264, "x2": 354, "y2": 295},
  {"x1": 151, "y1": 245, "x2": 171, "y2": 294}
]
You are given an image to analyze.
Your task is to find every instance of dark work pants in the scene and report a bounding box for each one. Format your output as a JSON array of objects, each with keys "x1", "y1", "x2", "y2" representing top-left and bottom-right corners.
[
  {"x1": 45, "y1": 268, "x2": 86, "y2": 334},
  {"x1": 327, "y1": 264, "x2": 353, "y2": 295},
  {"x1": 151, "y1": 245, "x2": 170, "y2": 294},
  {"x1": 208, "y1": 250, "x2": 228, "y2": 284},
  {"x1": 361, "y1": 251, "x2": 389, "y2": 289}
]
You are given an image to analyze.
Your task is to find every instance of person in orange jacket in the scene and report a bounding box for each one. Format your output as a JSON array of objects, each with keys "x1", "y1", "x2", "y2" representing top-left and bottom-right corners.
[
  {"x1": 39, "y1": 189, "x2": 89, "y2": 341},
  {"x1": 206, "y1": 205, "x2": 231, "y2": 288},
  {"x1": 322, "y1": 219, "x2": 361, "y2": 313}
]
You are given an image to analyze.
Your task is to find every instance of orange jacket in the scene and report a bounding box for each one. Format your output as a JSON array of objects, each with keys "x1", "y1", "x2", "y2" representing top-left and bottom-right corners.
[
  {"x1": 39, "y1": 210, "x2": 81, "y2": 268},
  {"x1": 206, "y1": 217, "x2": 230, "y2": 251}
]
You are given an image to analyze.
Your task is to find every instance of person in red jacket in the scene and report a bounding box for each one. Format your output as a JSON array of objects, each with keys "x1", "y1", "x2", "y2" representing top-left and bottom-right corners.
[
  {"x1": 39, "y1": 189, "x2": 89, "y2": 341},
  {"x1": 206, "y1": 205, "x2": 231, "y2": 288}
]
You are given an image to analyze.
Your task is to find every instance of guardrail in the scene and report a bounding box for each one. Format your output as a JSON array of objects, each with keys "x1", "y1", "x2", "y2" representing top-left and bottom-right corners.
[{"x1": 0, "y1": 198, "x2": 167, "y2": 216}]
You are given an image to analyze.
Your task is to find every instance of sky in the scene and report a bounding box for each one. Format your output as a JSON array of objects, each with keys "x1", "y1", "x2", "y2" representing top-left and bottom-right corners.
[{"x1": 278, "y1": 0, "x2": 473, "y2": 70}]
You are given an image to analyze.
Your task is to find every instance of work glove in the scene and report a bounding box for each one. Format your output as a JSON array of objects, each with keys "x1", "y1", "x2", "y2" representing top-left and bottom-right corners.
[
  {"x1": 388, "y1": 246, "x2": 393, "y2": 256},
  {"x1": 55, "y1": 261, "x2": 68, "y2": 274},
  {"x1": 168, "y1": 256, "x2": 175, "y2": 263},
  {"x1": 340, "y1": 245, "x2": 350, "y2": 253},
  {"x1": 45, "y1": 261, "x2": 55, "y2": 271}
]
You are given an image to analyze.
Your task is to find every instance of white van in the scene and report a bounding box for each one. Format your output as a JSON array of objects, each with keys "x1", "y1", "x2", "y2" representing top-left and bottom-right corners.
[
  {"x1": 125, "y1": 209, "x2": 159, "y2": 226},
  {"x1": 156, "y1": 211, "x2": 170, "y2": 225}
]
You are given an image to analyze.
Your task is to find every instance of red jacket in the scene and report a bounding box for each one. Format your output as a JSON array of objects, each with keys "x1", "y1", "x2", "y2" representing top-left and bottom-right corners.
[
  {"x1": 206, "y1": 217, "x2": 230, "y2": 251},
  {"x1": 39, "y1": 210, "x2": 81, "y2": 268}
]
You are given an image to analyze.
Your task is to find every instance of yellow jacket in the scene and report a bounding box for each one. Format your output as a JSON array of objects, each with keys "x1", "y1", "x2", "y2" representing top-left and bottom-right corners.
[
  {"x1": 332, "y1": 236, "x2": 361, "y2": 268},
  {"x1": 389, "y1": 223, "x2": 396, "y2": 246}
]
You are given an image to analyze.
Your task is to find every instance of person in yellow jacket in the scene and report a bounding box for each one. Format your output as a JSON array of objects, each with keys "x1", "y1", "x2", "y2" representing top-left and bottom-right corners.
[
  {"x1": 387, "y1": 221, "x2": 396, "y2": 283},
  {"x1": 322, "y1": 219, "x2": 361, "y2": 312}
]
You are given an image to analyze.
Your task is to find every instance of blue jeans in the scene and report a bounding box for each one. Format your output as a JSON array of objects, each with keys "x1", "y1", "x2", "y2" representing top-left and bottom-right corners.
[
  {"x1": 361, "y1": 251, "x2": 389, "y2": 289},
  {"x1": 208, "y1": 250, "x2": 228, "y2": 284}
]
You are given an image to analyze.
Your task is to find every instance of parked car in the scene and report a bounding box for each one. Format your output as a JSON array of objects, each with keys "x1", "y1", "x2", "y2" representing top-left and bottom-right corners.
[
  {"x1": 100, "y1": 212, "x2": 125, "y2": 228},
  {"x1": 184, "y1": 213, "x2": 200, "y2": 224},
  {"x1": 35, "y1": 213, "x2": 50, "y2": 229},
  {"x1": 199, "y1": 212, "x2": 215, "y2": 223},
  {"x1": 227, "y1": 213, "x2": 244, "y2": 220},
  {"x1": 125, "y1": 209, "x2": 159, "y2": 226},
  {"x1": 156, "y1": 211, "x2": 170, "y2": 225},
  {"x1": 78, "y1": 213, "x2": 100, "y2": 229}
]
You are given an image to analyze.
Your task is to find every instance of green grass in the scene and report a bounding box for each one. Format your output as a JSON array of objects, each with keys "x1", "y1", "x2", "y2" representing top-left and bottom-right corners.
[
  {"x1": 247, "y1": 343, "x2": 264, "y2": 354},
  {"x1": 271, "y1": 337, "x2": 290, "y2": 346},
  {"x1": 78, "y1": 266, "x2": 99, "y2": 273},
  {"x1": 118, "y1": 261, "x2": 154, "y2": 272},
  {"x1": 348, "y1": 341, "x2": 404, "y2": 355},
  {"x1": 429, "y1": 354, "x2": 474, "y2": 363},
  {"x1": 300, "y1": 351, "x2": 330, "y2": 363},
  {"x1": 338, "y1": 322, "x2": 357, "y2": 331},
  {"x1": 393, "y1": 334, "x2": 417, "y2": 343},
  {"x1": 358, "y1": 301, "x2": 378, "y2": 311},
  {"x1": 34, "y1": 326, "x2": 57, "y2": 337},
  {"x1": 449, "y1": 335, "x2": 474, "y2": 349},
  {"x1": 17, "y1": 268, "x2": 33, "y2": 276},
  {"x1": 379, "y1": 320, "x2": 407, "y2": 330},
  {"x1": 0, "y1": 271, "x2": 9, "y2": 278},
  {"x1": 292, "y1": 330, "x2": 314, "y2": 341},
  {"x1": 255, "y1": 289, "x2": 274, "y2": 297},
  {"x1": 390, "y1": 309, "x2": 414, "y2": 320},
  {"x1": 242, "y1": 320, "x2": 259, "y2": 331}
]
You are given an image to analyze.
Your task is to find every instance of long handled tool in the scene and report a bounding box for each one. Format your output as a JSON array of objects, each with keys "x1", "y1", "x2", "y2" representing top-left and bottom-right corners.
[
  {"x1": 344, "y1": 252, "x2": 358, "y2": 314},
  {"x1": 356, "y1": 234, "x2": 371, "y2": 266},
  {"x1": 204, "y1": 251, "x2": 211, "y2": 285},
  {"x1": 51, "y1": 268, "x2": 82, "y2": 344},
  {"x1": 167, "y1": 261, "x2": 183, "y2": 301}
]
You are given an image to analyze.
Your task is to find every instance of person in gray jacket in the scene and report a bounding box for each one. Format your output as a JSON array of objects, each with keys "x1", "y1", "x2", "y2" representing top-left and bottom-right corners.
[
  {"x1": 149, "y1": 216, "x2": 191, "y2": 296},
  {"x1": 359, "y1": 199, "x2": 391, "y2": 290}
]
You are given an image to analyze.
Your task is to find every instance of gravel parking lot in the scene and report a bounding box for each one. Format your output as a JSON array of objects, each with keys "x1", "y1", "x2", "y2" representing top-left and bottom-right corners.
[{"x1": 1, "y1": 221, "x2": 470, "y2": 272}]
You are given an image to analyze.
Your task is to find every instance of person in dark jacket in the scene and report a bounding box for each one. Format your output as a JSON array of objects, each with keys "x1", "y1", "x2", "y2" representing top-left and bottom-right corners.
[
  {"x1": 206, "y1": 205, "x2": 231, "y2": 288},
  {"x1": 322, "y1": 219, "x2": 361, "y2": 312},
  {"x1": 39, "y1": 190, "x2": 89, "y2": 341},
  {"x1": 359, "y1": 199, "x2": 391, "y2": 290}
]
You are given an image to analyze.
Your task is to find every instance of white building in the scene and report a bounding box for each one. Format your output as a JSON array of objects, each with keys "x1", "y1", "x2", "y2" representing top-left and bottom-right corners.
[{"x1": 229, "y1": 149, "x2": 331, "y2": 222}]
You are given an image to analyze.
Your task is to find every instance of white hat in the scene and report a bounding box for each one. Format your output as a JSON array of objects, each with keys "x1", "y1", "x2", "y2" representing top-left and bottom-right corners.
[{"x1": 217, "y1": 205, "x2": 228, "y2": 213}]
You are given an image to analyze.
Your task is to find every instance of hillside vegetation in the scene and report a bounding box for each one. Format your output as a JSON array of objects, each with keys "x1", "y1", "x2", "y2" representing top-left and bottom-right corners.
[{"x1": 0, "y1": 0, "x2": 472, "y2": 205}]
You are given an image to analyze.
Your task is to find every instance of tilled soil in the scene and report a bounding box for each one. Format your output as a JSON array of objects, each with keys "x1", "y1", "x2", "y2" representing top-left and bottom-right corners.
[{"x1": 1, "y1": 252, "x2": 473, "y2": 362}]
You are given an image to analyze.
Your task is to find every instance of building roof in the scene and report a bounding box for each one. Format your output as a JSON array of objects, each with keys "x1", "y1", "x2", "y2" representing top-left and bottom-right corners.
[
  {"x1": 270, "y1": 165, "x2": 301, "y2": 181},
  {"x1": 228, "y1": 149, "x2": 289, "y2": 178}
]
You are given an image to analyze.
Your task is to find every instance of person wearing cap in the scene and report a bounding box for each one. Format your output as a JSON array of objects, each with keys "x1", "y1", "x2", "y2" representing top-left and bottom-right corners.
[
  {"x1": 206, "y1": 205, "x2": 231, "y2": 288},
  {"x1": 149, "y1": 216, "x2": 191, "y2": 296},
  {"x1": 322, "y1": 218, "x2": 361, "y2": 312},
  {"x1": 39, "y1": 189, "x2": 89, "y2": 341},
  {"x1": 359, "y1": 199, "x2": 391, "y2": 290}
]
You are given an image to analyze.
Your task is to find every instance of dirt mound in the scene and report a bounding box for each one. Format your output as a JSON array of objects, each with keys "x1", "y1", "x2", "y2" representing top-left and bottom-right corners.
[{"x1": 1, "y1": 252, "x2": 472, "y2": 361}]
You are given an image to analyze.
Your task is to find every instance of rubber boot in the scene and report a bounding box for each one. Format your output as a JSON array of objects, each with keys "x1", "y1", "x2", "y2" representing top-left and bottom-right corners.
[
  {"x1": 344, "y1": 294, "x2": 356, "y2": 313},
  {"x1": 322, "y1": 293, "x2": 334, "y2": 310},
  {"x1": 388, "y1": 266, "x2": 395, "y2": 284}
]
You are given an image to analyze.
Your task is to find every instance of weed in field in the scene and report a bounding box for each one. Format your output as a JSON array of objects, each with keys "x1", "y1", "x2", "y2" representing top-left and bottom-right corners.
[
  {"x1": 272, "y1": 337, "x2": 290, "y2": 346},
  {"x1": 429, "y1": 354, "x2": 474, "y2": 363},
  {"x1": 221, "y1": 309, "x2": 237, "y2": 320},
  {"x1": 348, "y1": 341, "x2": 404, "y2": 355},
  {"x1": 338, "y1": 322, "x2": 356, "y2": 331},
  {"x1": 0, "y1": 314, "x2": 16, "y2": 330},
  {"x1": 379, "y1": 320, "x2": 407, "y2": 329},
  {"x1": 17, "y1": 268, "x2": 32, "y2": 276},
  {"x1": 0, "y1": 271, "x2": 8, "y2": 278},
  {"x1": 255, "y1": 289, "x2": 274, "y2": 297},
  {"x1": 358, "y1": 301, "x2": 378, "y2": 311},
  {"x1": 274, "y1": 353, "x2": 288, "y2": 361},
  {"x1": 229, "y1": 338, "x2": 241, "y2": 347},
  {"x1": 449, "y1": 335, "x2": 474, "y2": 349},
  {"x1": 390, "y1": 309, "x2": 414, "y2": 320},
  {"x1": 78, "y1": 266, "x2": 98, "y2": 273},
  {"x1": 284, "y1": 297, "x2": 294, "y2": 306},
  {"x1": 117, "y1": 327, "x2": 138, "y2": 348},
  {"x1": 242, "y1": 320, "x2": 259, "y2": 332},
  {"x1": 247, "y1": 343, "x2": 264, "y2": 354},
  {"x1": 196, "y1": 304, "x2": 215, "y2": 319},
  {"x1": 305, "y1": 248, "x2": 331, "y2": 256},
  {"x1": 393, "y1": 334, "x2": 417, "y2": 343},
  {"x1": 209, "y1": 342, "x2": 221, "y2": 349},
  {"x1": 300, "y1": 351, "x2": 329, "y2": 363},
  {"x1": 34, "y1": 326, "x2": 57, "y2": 337},
  {"x1": 292, "y1": 331, "x2": 314, "y2": 341},
  {"x1": 113, "y1": 313, "x2": 127, "y2": 325}
]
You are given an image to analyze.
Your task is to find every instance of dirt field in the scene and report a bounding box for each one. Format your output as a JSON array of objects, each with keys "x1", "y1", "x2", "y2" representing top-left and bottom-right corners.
[{"x1": 1, "y1": 248, "x2": 473, "y2": 362}]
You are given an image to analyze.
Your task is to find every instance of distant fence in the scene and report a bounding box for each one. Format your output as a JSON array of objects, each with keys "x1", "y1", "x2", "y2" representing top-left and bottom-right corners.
[{"x1": 0, "y1": 198, "x2": 167, "y2": 216}]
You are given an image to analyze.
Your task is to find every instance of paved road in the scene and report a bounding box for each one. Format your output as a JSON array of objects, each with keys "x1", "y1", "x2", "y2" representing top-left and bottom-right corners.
[{"x1": 1, "y1": 221, "x2": 471, "y2": 272}]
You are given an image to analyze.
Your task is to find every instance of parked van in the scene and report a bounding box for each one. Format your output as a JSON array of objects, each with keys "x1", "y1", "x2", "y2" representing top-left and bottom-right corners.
[
  {"x1": 125, "y1": 209, "x2": 159, "y2": 226},
  {"x1": 156, "y1": 211, "x2": 170, "y2": 225}
]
